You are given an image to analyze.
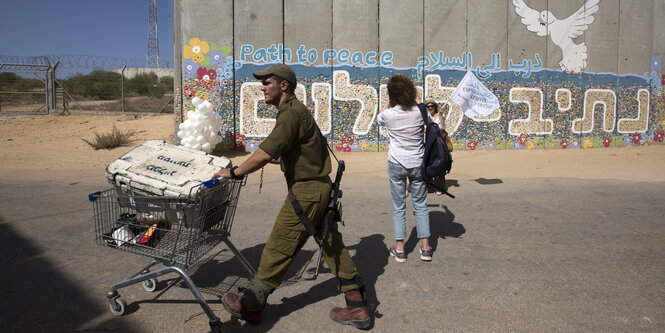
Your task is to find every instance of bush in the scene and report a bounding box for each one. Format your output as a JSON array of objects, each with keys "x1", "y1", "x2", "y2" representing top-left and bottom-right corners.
[
  {"x1": 81, "y1": 124, "x2": 135, "y2": 150},
  {"x1": 127, "y1": 72, "x2": 173, "y2": 98},
  {"x1": 64, "y1": 70, "x2": 122, "y2": 100},
  {"x1": 0, "y1": 72, "x2": 43, "y2": 91}
]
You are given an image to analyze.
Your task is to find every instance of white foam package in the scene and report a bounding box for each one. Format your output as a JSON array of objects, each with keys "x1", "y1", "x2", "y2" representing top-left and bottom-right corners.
[{"x1": 105, "y1": 140, "x2": 231, "y2": 196}]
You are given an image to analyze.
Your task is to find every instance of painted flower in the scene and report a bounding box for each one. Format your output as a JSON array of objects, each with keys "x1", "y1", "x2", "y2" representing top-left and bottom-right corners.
[
  {"x1": 602, "y1": 136, "x2": 612, "y2": 147},
  {"x1": 654, "y1": 130, "x2": 664, "y2": 142},
  {"x1": 336, "y1": 138, "x2": 353, "y2": 152},
  {"x1": 184, "y1": 37, "x2": 210, "y2": 63},
  {"x1": 560, "y1": 139, "x2": 569, "y2": 149},
  {"x1": 183, "y1": 58, "x2": 198, "y2": 79},
  {"x1": 518, "y1": 133, "x2": 529, "y2": 146},
  {"x1": 197, "y1": 67, "x2": 217, "y2": 81},
  {"x1": 623, "y1": 137, "x2": 633, "y2": 146},
  {"x1": 467, "y1": 140, "x2": 478, "y2": 150},
  {"x1": 582, "y1": 137, "x2": 593, "y2": 149},
  {"x1": 527, "y1": 141, "x2": 535, "y2": 150},
  {"x1": 246, "y1": 141, "x2": 257, "y2": 153},
  {"x1": 511, "y1": 142, "x2": 522, "y2": 150},
  {"x1": 226, "y1": 132, "x2": 247, "y2": 151},
  {"x1": 359, "y1": 141, "x2": 369, "y2": 151},
  {"x1": 631, "y1": 132, "x2": 642, "y2": 145},
  {"x1": 571, "y1": 141, "x2": 579, "y2": 149},
  {"x1": 209, "y1": 50, "x2": 226, "y2": 67}
]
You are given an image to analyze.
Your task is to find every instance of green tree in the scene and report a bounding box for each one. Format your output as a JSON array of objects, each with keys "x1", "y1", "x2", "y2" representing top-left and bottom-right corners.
[
  {"x1": 63, "y1": 70, "x2": 121, "y2": 100},
  {"x1": 127, "y1": 72, "x2": 162, "y2": 97}
]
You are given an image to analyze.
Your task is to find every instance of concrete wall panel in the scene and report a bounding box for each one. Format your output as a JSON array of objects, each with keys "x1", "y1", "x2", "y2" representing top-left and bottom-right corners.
[{"x1": 175, "y1": 0, "x2": 665, "y2": 153}]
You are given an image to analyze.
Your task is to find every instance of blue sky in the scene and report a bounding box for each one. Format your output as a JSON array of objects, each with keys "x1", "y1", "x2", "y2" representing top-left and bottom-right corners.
[{"x1": 0, "y1": 0, "x2": 174, "y2": 71}]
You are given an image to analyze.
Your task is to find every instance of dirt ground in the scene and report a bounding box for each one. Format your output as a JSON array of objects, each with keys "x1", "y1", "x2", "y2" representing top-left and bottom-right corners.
[
  {"x1": 1, "y1": 113, "x2": 664, "y2": 182},
  {"x1": 1, "y1": 113, "x2": 665, "y2": 333}
]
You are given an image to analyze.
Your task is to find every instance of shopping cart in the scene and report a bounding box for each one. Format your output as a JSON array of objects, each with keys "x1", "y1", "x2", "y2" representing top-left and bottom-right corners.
[{"x1": 88, "y1": 177, "x2": 254, "y2": 333}]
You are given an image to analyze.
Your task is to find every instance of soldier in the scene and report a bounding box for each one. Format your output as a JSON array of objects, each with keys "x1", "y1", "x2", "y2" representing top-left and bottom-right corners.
[{"x1": 212, "y1": 64, "x2": 371, "y2": 329}]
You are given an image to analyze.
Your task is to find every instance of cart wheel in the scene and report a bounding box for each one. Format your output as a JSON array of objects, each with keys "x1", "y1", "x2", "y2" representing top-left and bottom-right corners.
[
  {"x1": 110, "y1": 298, "x2": 127, "y2": 316},
  {"x1": 142, "y1": 278, "x2": 158, "y2": 292}
]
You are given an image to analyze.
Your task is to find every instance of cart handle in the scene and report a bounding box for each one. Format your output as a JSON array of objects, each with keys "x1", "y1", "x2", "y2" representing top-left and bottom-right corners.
[
  {"x1": 88, "y1": 191, "x2": 102, "y2": 202},
  {"x1": 202, "y1": 178, "x2": 221, "y2": 188}
]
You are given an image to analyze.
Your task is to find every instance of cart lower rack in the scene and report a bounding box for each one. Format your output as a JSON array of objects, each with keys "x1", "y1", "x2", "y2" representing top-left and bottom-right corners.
[{"x1": 88, "y1": 178, "x2": 254, "y2": 333}]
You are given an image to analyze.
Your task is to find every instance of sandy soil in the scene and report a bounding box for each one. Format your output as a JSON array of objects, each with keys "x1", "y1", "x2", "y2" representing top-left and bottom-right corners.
[{"x1": 1, "y1": 113, "x2": 664, "y2": 182}]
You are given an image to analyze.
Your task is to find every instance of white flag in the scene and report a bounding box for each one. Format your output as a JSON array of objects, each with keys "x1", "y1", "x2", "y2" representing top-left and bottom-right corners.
[{"x1": 450, "y1": 70, "x2": 500, "y2": 119}]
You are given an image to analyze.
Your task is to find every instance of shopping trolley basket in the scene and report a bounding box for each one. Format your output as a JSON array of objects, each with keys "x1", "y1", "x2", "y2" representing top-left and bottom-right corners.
[{"x1": 88, "y1": 177, "x2": 254, "y2": 333}]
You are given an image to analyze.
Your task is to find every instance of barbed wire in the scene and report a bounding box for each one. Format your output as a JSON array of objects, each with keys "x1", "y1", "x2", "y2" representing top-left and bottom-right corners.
[{"x1": 0, "y1": 54, "x2": 173, "y2": 70}]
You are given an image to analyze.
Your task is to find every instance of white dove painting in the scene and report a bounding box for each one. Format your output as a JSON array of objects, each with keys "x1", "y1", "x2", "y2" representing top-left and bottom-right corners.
[{"x1": 513, "y1": 0, "x2": 600, "y2": 73}]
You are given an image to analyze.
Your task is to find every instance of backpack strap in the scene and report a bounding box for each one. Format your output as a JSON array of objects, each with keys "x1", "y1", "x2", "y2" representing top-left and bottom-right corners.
[{"x1": 417, "y1": 103, "x2": 429, "y2": 125}]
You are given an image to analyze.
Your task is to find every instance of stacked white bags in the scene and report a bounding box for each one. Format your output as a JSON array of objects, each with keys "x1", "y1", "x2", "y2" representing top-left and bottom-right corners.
[{"x1": 177, "y1": 97, "x2": 224, "y2": 153}]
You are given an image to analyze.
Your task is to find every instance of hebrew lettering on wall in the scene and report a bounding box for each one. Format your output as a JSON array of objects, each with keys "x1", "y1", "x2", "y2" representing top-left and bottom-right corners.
[
  {"x1": 572, "y1": 89, "x2": 616, "y2": 134},
  {"x1": 179, "y1": 37, "x2": 663, "y2": 152},
  {"x1": 509, "y1": 88, "x2": 553, "y2": 136}
]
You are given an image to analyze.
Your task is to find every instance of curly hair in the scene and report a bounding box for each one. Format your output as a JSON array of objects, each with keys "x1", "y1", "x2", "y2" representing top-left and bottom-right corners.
[{"x1": 387, "y1": 74, "x2": 416, "y2": 108}]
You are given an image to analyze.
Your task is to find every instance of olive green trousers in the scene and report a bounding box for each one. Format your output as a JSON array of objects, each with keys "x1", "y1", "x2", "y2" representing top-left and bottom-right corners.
[{"x1": 255, "y1": 179, "x2": 360, "y2": 292}]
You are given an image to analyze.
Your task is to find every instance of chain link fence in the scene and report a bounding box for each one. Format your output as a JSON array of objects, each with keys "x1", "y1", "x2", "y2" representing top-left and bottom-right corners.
[{"x1": 0, "y1": 55, "x2": 174, "y2": 114}]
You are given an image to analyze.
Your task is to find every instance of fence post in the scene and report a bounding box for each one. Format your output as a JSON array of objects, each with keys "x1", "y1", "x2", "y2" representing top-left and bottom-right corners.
[
  {"x1": 121, "y1": 65, "x2": 126, "y2": 112},
  {"x1": 46, "y1": 63, "x2": 57, "y2": 114}
]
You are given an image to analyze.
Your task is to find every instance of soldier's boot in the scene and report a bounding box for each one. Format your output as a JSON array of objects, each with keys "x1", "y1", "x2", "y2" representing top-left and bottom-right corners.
[
  {"x1": 221, "y1": 279, "x2": 272, "y2": 324},
  {"x1": 329, "y1": 288, "x2": 372, "y2": 329}
]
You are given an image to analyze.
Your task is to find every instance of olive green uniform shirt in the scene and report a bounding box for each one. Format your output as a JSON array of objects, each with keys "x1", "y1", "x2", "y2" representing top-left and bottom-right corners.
[{"x1": 259, "y1": 94, "x2": 331, "y2": 184}]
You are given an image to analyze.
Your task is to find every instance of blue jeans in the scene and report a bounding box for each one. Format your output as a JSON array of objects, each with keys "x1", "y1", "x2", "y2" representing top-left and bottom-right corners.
[{"x1": 387, "y1": 161, "x2": 430, "y2": 240}]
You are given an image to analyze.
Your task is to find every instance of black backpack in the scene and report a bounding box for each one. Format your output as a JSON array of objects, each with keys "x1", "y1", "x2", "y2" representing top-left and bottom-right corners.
[{"x1": 417, "y1": 103, "x2": 454, "y2": 197}]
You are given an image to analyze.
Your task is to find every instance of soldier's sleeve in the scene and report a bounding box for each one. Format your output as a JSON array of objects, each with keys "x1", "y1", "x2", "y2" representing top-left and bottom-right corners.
[{"x1": 259, "y1": 110, "x2": 299, "y2": 159}]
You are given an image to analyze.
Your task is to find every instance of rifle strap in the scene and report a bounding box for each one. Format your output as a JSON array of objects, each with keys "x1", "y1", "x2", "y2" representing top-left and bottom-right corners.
[
  {"x1": 287, "y1": 188, "x2": 324, "y2": 245},
  {"x1": 286, "y1": 128, "x2": 338, "y2": 247}
]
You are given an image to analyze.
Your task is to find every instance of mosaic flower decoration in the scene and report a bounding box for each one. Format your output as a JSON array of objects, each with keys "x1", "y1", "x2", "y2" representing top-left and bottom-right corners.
[
  {"x1": 602, "y1": 136, "x2": 612, "y2": 147},
  {"x1": 511, "y1": 141, "x2": 522, "y2": 150},
  {"x1": 623, "y1": 137, "x2": 633, "y2": 146},
  {"x1": 486, "y1": 142, "x2": 496, "y2": 150},
  {"x1": 581, "y1": 137, "x2": 593, "y2": 149},
  {"x1": 336, "y1": 138, "x2": 354, "y2": 152},
  {"x1": 518, "y1": 133, "x2": 529, "y2": 146},
  {"x1": 631, "y1": 132, "x2": 642, "y2": 145},
  {"x1": 197, "y1": 67, "x2": 217, "y2": 81},
  {"x1": 571, "y1": 141, "x2": 579, "y2": 149},
  {"x1": 467, "y1": 140, "x2": 478, "y2": 150},
  {"x1": 226, "y1": 132, "x2": 247, "y2": 152},
  {"x1": 560, "y1": 139, "x2": 570, "y2": 149},
  {"x1": 654, "y1": 130, "x2": 664, "y2": 143},
  {"x1": 527, "y1": 141, "x2": 535, "y2": 150},
  {"x1": 184, "y1": 58, "x2": 198, "y2": 79},
  {"x1": 184, "y1": 38, "x2": 210, "y2": 64}
]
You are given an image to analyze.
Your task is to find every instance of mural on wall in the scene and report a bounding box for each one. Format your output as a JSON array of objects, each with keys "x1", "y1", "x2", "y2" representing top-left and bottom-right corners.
[
  {"x1": 178, "y1": 4, "x2": 664, "y2": 153},
  {"x1": 513, "y1": 0, "x2": 599, "y2": 73}
]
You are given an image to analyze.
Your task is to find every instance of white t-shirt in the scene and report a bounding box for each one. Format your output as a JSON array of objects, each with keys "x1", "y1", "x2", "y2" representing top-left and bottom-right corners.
[{"x1": 376, "y1": 104, "x2": 425, "y2": 169}]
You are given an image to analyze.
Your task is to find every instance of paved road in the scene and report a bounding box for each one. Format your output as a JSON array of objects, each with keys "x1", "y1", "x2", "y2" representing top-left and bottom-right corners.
[{"x1": 1, "y1": 168, "x2": 664, "y2": 332}]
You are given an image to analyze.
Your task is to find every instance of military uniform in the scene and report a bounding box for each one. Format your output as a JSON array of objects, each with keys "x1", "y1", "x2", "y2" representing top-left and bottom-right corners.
[{"x1": 255, "y1": 94, "x2": 360, "y2": 292}]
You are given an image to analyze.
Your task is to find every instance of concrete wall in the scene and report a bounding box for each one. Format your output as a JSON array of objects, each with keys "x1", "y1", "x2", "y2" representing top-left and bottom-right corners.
[
  {"x1": 175, "y1": 0, "x2": 665, "y2": 151},
  {"x1": 111, "y1": 67, "x2": 173, "y2": 79}
]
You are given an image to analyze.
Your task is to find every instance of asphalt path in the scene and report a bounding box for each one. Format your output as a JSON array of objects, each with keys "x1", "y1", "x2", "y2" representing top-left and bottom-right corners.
[{"x1": 1, "y1": 168, "x2": 664, "y2": 332}]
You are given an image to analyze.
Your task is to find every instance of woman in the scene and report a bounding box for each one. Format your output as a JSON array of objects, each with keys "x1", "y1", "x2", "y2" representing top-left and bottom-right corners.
[
  {"x1": 425, "y1": 100, "x2": 453, "y2": 195},
  {"x1": 376, "y1": 75, "x2": 432, "y2": 262}
]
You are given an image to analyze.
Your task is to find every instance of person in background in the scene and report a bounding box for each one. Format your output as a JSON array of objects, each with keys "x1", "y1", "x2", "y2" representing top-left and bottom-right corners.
[
  {"x1": 376, "y1": 75, "x2": 433, "y2": 262},
  {"x1": 212, "y1": 64, "x2": 371, "y2": 329},
  {"x1": 425, "y1": 100, "x2": 453, "y2": 195}
]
